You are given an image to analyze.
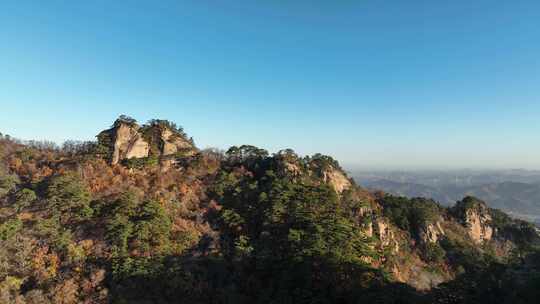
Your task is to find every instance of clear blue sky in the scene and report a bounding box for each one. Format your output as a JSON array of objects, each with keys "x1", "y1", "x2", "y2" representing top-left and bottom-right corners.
[{"x1": 1, "y1": 1, "x2": 539, "y2": 169}]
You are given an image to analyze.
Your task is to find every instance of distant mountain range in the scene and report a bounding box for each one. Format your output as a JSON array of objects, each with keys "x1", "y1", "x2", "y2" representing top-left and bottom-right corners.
[{"x1": 353, "y1": 170, "x2": 540, "y2": 224}]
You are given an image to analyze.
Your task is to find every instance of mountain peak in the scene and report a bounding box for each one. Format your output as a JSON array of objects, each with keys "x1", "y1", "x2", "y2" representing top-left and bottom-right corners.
[{"x1": 97, "y1": 115, "x2": 196, "y2": 165}]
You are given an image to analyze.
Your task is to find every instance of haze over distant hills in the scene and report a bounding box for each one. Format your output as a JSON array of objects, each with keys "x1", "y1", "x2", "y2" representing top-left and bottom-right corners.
[{"x1": 352, "y1": 169, "x2": 540, "y2": 224}]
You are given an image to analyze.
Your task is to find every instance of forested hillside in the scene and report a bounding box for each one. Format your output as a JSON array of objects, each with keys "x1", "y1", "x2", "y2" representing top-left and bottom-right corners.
[
  {"x1": 357, "y1": 173, "x2": 540, "y2": 224},
  {"x1": 1, "y1": 117, "x2": 539, "y2": 304}
]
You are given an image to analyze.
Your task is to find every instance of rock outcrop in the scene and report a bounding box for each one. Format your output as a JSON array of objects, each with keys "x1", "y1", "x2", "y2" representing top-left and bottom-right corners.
[
  {"x1": 418, "y1": 221, "x2": 445, "y2": 244},
  {"x1": 305, "y1": 154, "x2": 352, "y2": 193},
  {"x1": 108, "y1": 122, "x2": 149, "y2": 165},
  {"x1": 453, "y1": 196, "x2": 493, "y2": 244},
  {"x1": 97, "y1": 116, "x2": 196, "y2": 165},
  {"x1": 273, "y1": 150, "x2": 304, "y2": 178},
  {"x1": 464, "y1": 207, "x2": 493, "y2": 243},
  {"x1": 375, "y1": 218, "x2": 400, "y2": 254},
  {"x1": 160, "y1": 127, "x2": 194, "y2": 155},
  {"x1": 322, "y1": 168, "x2": 352, "y2": 193}
]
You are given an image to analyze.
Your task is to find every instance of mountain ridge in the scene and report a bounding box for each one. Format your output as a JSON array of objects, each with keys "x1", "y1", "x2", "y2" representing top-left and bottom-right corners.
[
  {"x1": 358, "y1": 176, "x2": 540, "y2": 224},
  {"x1": 0, "y1": 117, "x2": 539, "y2": 303}
]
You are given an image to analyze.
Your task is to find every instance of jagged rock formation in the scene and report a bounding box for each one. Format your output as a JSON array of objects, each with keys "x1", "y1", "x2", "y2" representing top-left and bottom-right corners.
[
  {"x1": 465, "y1": 208, "x2": 493, "y2": 243},
  {"x1": 322, "y1": 168, "x2": 352, "y2": 193},
  {"x1": 97, "y1": 116, "x2": 196, "y2": 165},
  {"x1": 375, "y1": 218, "x2": 400, "y2": 253},
  {"x1": 108, "y1": 121, "x2": 149, "y2": 165},
  {"x1": 452, "y1": 196, "x2": 494, "y2": 243},
  {"x1": 160, "y1": 127, "x2": 192, "y2": 155},
  {"x1": 273, "y1": 149, "x2": 304, "y2": 178},
  {"x1": 274, "y1": 150, "x2": 352, "y2": 193},
  {"x1": 418, "y1": 221, "x2": 445, "y2": 244}
]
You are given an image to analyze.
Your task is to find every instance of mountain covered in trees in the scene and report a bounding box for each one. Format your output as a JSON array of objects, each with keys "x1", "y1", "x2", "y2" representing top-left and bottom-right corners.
[
  {"x1": 0, "y1": 116, "x2": 539, "y2": 304},
  {"x1": 355, "y1": 170, "x2": 540, "y2": 225}
]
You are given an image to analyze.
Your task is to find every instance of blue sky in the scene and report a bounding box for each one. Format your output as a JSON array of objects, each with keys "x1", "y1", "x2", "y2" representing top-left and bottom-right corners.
[{"x1": 1, "y1": 1, "x2": 539, "y2": 169}]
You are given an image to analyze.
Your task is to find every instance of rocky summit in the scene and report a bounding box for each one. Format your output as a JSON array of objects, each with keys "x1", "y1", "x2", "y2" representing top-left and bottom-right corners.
[{"x1": 97, "y1": 115, "x2": 196, "y2": 165}]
